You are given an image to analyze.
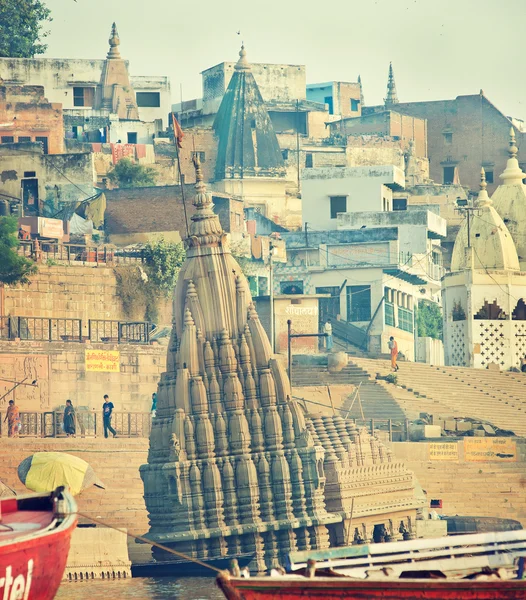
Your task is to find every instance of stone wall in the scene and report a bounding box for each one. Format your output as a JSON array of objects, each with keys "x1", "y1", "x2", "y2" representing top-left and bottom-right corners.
[
  {"x1": 0, "y1": 438, "x2": 151, "y2": 564},
  {"x1": 0, "y1": 340, "x2": 166, "y2": 412}
]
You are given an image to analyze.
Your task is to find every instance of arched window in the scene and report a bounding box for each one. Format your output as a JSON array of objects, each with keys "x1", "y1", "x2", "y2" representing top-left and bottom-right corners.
[
  {"x1": 512, "y1": 299, "x2": 526, "y2": 320},
  {"x1": 474, "y1": 300, "x2": 507, "y2": 320}
]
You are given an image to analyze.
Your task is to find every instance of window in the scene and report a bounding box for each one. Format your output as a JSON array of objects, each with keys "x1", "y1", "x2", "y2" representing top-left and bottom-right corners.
[
  {"x1": 1, "y1": 136, "x2": 14, "y2": 143},
  {"x1": 385, "y1": 302, "x2": 395, "y2": 327},
  {"x1": 330, "y1": 196, "x2": 347, "y2": 219},
  {"x1": 351, "y1": 98, "x2": 360, "y2": 112},
  {"x1": 347, "y1": 285, "x2": 371, "y2": 322},
  {"x1": 324, "y1": 96, "x2": 334, "y2": 115},
  {"x1": 393, "y1": 198, "x2": 407, "y2": 211},
  {"x1": 24, "y1": 171, "x2": 36, "y2": 177},
  {"x1": 280, "y1": 281, "x2": 304, "y2": 295},
  {"x1": 235, "y1": 213, "x2": 241, "y2": 227},
  {"x1": 136, "y1": 92, "x2": 161, "y2": 108},
  {"x1": 443, "y1": 166, "x2": 455, "y2": 184},
  {"x1": 73, "y1": 87, "x2": 94, "y2": 107},
  {"x1": 398, "y1": 307, "x2": 414, "y2": 333},
  {"x1": 18, "y1": 136, "x2": 31, "y2": 143},
  {"x1": 35, "y1": 136, "x2": 48, "y2": 154},
  {"x1": 193, "y1": 151, "x2": 205, "y2": 163},
  {"x1": 127, "y1": 132, "x2": 138, "y2": 144},
  {"x1": 443, "y1": 132, "x2": 453, "y2": 144},
  {"x1": 281, "y1": 149, "x2": 289, "y2": 161},
  {"x1": 305, "y1": 153, "x2": 313, "y2": 168},
  {"x1": 485, "y1": 170, "x2": 494, "y2": 184}
]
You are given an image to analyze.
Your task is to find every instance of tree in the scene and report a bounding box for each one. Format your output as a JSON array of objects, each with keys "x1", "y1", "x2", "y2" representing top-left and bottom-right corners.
[
  {"x1": 417, "y1": 300, "x2": 443, "y2": 340},
  {"x1": 143, "y1": 238, "x2": 186, "y2": 294},
  {"x1": 0, "y1": 0, "x2": 52, "y2": 58},
  {"x1": 107, "y1": 158, "x2": 157, "y2": 189},
  {"x1": 0, "y1": 217, "x2": 37, "y2": 285}
]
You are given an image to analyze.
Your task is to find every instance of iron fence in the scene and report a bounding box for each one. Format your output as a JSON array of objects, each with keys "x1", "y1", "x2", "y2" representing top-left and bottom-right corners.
[
  {"x1": 17, "y1": 242, "x2": 145, "y2": 265},
  {"x1": 0, "y1": 316, "x2": 82, "y2": 342},
  {"x1": 88, "y1": 320, "x2": 151, "y2": 344},
  {"x1": 0, "y1": 411, "x2": 152, "y2": 438}
]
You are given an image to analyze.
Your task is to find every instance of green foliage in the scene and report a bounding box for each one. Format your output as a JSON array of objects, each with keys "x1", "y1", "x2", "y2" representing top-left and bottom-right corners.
[
  {"x1": 107, "y1": 158, "x2": 157, "y2": 189},
  {"x1": 417, "y1": 300, "x2": 443, "y2": 340},
  {"x1": 0, "y1": 217, "x2": 37, "y2": 285},
  {"x1": 0, "y1": 0, "x2": 52, "y2": 58},
  {"x1": 115, "y1": 239, "x2": 185, "y2": 324},
  {"x1": 143, "y1": 239, "x2": 185, "y2": 294}
]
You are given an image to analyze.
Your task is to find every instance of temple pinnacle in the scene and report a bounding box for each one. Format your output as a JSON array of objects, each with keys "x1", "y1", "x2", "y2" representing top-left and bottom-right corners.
[
  {"x1": 476, "y1": 167, "x2": 491, "y2": 207},
  {"x1": 509, "y1": 127, "x2": 518, "y2": 159},
  {"x1": 384, "y1": 62, "x2": 399, "y2": 107},
  {"x1": 107, "y1": 22, "x2": 121, "y2": 59},
  {"x1": 235, "y1": 44, "x2": 251, "y2": 71}
]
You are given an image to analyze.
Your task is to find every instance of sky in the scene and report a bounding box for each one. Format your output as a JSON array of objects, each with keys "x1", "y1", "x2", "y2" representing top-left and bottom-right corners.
[{"x1": 43, "y1": 0, "x2": 526, "y2": 120}]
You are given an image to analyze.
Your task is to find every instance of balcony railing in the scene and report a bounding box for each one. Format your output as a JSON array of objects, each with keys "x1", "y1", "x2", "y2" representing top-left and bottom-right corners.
[
  {"x1": 17, "y1": 242, "x2": 145, "y2": 265},
  {"x1": 0, "y1": 411, "x2": 152, "y2": 438},
  {"x1": 0, "y1": 316, "x2": 152, "y2": 344}
]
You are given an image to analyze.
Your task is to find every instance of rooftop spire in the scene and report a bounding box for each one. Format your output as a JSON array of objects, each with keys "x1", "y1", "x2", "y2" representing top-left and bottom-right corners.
[
  {"x1": 384, "y1": 62, "x2": 399, "y2": 107},
  {"x1": 476, "y1": 167, "x2": 491, "y2": 207},
  {"x1": 107, "y1": 22, "x2": 121, "y2": 59},
  {"x1": 358, "y1": 74, "x2": 364, "y2": 107},
  {"x1": 235, "y1": 44, "x2": 251, "y2": 72},
  {"x1": 499, "y1": 127, "x2": 525, "y2": 184}
]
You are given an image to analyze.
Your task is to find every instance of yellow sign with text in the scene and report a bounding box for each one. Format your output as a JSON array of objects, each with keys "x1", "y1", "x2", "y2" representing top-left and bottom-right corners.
[
  {"x1": 429, "y1": 442, "x2": 459, "y2": 461},
  {"x1": 85, "y1": 350, "x2": 120, "y2": 373},
  {"x1": 464, "y1": 437, "x2": 516, "y2": 462}
]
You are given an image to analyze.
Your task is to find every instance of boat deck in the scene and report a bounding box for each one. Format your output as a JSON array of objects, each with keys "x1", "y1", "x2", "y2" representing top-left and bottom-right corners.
[{"x1": 0, "y1": 498, "x2": 54, "y2": 544}]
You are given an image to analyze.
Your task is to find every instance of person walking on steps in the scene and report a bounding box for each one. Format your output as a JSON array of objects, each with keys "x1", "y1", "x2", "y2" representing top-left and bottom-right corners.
[
  {"x1": 388, "y1": 336, "x2": 399, "y2": 372},
  {"x1": 324, "y1": 318, "x2": 333, "y2": 352},
  {"x1": 102, "y1": 394, "x2": 117, "y2": 438}
]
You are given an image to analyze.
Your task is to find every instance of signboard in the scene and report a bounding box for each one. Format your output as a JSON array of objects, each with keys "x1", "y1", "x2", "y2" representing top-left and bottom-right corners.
[
  {"x1": 429, "y1": 442, "x2": 459, "y2": 461},
  {"x1": 464, "y1": 437, "x2": 516, "y2": 462},
  {"x1": 85, "y1": 350, "x2": 120, "y2": 373},
  {"x1": 38, "y1": 218, "x2": 64, "y2": 239}
]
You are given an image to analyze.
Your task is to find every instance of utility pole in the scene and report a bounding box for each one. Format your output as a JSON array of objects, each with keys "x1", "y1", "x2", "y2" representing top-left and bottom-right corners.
[
  {"x1": 269, "y1": 240, "x2": 276, "y2": 353},
  {"x1": 296, "y1": 99, "x2": 301, "y2": 195},
  {"x1": 455, "y1": 204, "x2": 481, "y2": 248}
]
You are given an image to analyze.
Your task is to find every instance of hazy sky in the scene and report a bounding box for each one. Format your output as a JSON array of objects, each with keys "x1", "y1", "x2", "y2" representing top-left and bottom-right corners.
[{"x1": 43, "y1": 0, "x2": 526, "y2": 119}]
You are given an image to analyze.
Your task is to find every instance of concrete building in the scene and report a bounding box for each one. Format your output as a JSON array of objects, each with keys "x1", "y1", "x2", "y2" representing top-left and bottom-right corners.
[
  {"x1": 0, "y1": 23, "x2": 171, "y2": 140},
  {"x1": 364, "y1": 91, "x2": 526, "y2": 194},
  {"x1": 306, "y1": 81, "x2": 362, "y2": 117},
  {"x1": 0, "y1": 82, "x2": 64, "y2": 154},
  {"x1": 301, "y1": 165, "x2": 405, "y2": 230},
  {"x1": 443, "y1": 169, "x2": 526, "y2": 370}
]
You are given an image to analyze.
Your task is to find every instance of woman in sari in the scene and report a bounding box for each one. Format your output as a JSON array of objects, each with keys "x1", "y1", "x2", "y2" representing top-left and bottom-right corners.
[
  {"x1": 4, "y1": 400, "x2": 20, "y2": 437},
  {"x1": 63, "y1": 400, "x2": 76, "y2": 437}
]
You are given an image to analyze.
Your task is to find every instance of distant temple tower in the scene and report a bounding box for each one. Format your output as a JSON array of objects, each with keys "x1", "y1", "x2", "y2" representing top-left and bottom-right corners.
[
  {"x1": 491, "y1": 129, "x2": 526, "y2": 270},
  {"x1": 140, "y1": 157, "x2": 420, "y2": 572},
  {"x1": 96, "y1": 23, "x2": 140, "y2": 120},
  {"x1": 384, "y1": 62, "x2": 399, "y2": 107},
  {"x1": 443, "y1": 168, "x2": 526, "y2": 370},
  {"x1": 212, "y1": 46, "x2": 300, "y2": 228}
]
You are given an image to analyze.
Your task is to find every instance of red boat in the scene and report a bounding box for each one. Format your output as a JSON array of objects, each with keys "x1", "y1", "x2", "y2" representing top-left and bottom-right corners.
[{"x1": 0, "y1": 487, "x2": 77, "y2": 600}]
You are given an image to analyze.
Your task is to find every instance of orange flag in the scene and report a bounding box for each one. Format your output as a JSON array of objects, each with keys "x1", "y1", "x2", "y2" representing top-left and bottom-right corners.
[{"x1": 172, "y1": 113, "x2": 184, "y2": 149}]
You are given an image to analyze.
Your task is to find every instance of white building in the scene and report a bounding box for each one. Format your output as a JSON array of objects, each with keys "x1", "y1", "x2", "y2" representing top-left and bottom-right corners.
[{"x1": 301, "y1": 165, "x2": 406, "y2": 231}]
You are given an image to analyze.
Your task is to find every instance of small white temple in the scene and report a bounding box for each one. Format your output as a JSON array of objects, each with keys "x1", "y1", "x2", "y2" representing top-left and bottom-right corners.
[{"x1": 443, "y1": 164, "x2": 526, "y2": 370}]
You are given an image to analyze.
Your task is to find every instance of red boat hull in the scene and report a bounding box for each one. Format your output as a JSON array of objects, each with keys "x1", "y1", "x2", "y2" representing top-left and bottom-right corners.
[
  {"x1": 216, "y1": 574, "x2": 526, "y2": 600},
  {"x1": 0, "y1": 492, "x2": 77, "y2": 600}
]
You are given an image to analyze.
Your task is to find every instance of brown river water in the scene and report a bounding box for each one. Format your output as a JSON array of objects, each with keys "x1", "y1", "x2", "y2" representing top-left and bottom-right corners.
[{"x1": 56, "y1": 577, "x2": 224, "y2": 600}]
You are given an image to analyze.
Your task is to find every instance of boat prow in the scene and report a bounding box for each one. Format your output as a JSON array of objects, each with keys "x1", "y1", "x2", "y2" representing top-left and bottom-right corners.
[{"x1": 0, "y1": 487, "x2": 78, "y2": 600}]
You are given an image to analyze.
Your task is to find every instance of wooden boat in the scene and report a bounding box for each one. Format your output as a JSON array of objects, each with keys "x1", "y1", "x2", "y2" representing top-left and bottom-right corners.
[
  {"x1": 131, "y1": 553, "x2": 254, "y2": 578},
  {"x1": 0, "y1": 486, "x2": 77, "y2": 600},
  {"x1": 216, "y1": 569, "x2": 526, "y2": 600}
]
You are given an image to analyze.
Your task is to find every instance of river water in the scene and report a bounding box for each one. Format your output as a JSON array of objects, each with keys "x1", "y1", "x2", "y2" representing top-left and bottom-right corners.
[{"x1": 56, "y1": 577, "x2": 224, "y2": 600}]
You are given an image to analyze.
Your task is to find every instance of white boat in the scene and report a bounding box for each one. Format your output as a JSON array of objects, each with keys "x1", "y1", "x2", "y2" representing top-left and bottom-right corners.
[{"x1": 285, "y1": 529, "x2": 526, "y2": 579}]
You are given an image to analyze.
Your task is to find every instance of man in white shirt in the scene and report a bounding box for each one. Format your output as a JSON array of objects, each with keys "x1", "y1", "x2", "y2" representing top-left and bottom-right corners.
[{"x1": 324, "y1": 319, "x2": 333, "y2": 352}]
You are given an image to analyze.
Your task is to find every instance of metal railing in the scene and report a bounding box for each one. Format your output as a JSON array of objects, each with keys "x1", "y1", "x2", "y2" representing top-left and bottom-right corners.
[
  {"x1": 0, "y1": 316, "x2": 82, "y2": 342},
  {"x1": 17, "y1": 242, "x2": 145, "y2": 265},
  {"x1": 0, "y1": 411, "x2": 152, "y2": 438},
  {"x1": 88, "y1": 320, "x2": 151, "y2": 344}
]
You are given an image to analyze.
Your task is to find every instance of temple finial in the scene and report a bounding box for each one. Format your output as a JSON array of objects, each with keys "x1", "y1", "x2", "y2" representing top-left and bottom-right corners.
[
  {"x1": 476, "y1": 167, "x2": 491, "y2": 207},
  {"x1": 509, "y1": 127, "x2": 518, "y2": 159},
  {"x1": 193, "y1": 152, "x2": 203, "y2": 184},
  {"x1": 384, "y1": 62, "x2": 399, "y2": 107},
  {"x1": 480, "y1": 167, "x2": 487, "y2": 191},
  {"x1": 235, "y1": 44, "x2": 250, "y2": 71},
  {"x1": 107, "y1": 22, "x2": 121, "y2": 59}
]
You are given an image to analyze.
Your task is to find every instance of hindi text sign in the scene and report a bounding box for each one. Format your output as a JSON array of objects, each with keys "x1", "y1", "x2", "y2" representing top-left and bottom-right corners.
[{"x1": 85, "y1": 350, "x2": 120, "y2": 373}]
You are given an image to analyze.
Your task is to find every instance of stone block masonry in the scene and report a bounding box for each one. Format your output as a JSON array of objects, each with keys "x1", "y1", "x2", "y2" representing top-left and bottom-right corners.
[
  {"x1": 0, "y1": 438, "x2": 151, "y2": 564},
  {"x1": 0, "y1": 340, "x2": 166, "y2": 412}
]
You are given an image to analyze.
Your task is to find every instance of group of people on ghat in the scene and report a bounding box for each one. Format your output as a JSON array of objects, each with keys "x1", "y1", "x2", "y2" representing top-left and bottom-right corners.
[{"x1": 3, "y1": 394, "x2": 118, "y2": 438}]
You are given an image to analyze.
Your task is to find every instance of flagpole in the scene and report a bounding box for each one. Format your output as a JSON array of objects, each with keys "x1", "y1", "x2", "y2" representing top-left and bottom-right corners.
[{"x1": 172, "y1": 112, "x2": 189, "y2": 237}]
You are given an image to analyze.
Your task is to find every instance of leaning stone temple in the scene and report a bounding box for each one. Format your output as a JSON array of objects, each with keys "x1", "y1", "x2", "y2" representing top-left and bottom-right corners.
[{"x1": 140, "y1": 160, "x2": 420, "y2": 571}]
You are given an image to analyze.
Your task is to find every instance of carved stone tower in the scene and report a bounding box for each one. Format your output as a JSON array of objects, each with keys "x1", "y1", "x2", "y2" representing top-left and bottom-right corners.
[
  {"x1": 384, "y1": 62, "x2": 399, "y2": 107},
  {"x1": 140, "y1": 158, "x2": 420, "y2": 571}
]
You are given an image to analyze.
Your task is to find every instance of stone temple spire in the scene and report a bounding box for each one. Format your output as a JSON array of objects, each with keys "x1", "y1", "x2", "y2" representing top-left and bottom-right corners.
[
  {"x1": 140, "y1": 144, "x2": 420, "y2": 571},
  {"x1": 213, "y1": 45, "x2": 286, "y2": 180},
  {"x1": 107, "y1": 22, "x2": 121, "y2": 59},
  {"x1": 358, "y1": 74, "x2": 364, "y2": 107},
  {"x1": 384, "y1": 62, "x2": 399, "y2": 107}
]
